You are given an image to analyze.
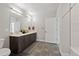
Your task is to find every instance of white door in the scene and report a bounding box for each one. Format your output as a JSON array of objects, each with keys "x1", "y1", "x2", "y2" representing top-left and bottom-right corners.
[{"x1": 45, "y1": 18, "x2": 57, "y2": 43}]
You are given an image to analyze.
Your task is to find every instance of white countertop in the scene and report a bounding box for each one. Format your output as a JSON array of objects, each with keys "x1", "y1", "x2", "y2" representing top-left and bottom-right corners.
[{"x1": 10, "y1": 31, "x2": 37, "y2": 37}]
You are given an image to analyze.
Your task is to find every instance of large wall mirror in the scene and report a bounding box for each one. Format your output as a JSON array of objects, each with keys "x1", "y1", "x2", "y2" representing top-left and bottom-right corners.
[{"x1": 9, "y1": 6, "x2": 33, "y2": 34}]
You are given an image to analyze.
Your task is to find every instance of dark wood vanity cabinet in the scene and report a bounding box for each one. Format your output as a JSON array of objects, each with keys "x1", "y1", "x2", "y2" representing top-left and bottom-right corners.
[{"x1": 9, "y1": 33, "x2": 37, "y2": 54}]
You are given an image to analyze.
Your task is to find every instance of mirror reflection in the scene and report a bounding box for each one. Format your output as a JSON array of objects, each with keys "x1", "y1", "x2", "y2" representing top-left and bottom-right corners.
[{"x1": 9, "y1": 6, "x2": 35, "y2": 34}]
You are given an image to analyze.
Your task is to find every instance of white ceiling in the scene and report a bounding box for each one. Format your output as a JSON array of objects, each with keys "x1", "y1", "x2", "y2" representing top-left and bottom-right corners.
[{"x1": 13, "y1": 3, "x2": 59, "y2": 17}]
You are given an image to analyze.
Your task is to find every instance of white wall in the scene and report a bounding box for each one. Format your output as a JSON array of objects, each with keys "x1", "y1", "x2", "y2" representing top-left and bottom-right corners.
[
  {"x1": 0, "y1": 4, "x2": 10, "y2": 48},
  {"x1": 71, "y1": 4, "x2": 79, "y2": 55},
  {"x1": 34, "y1": 16, "x2": 45, "y2": 42},
  {"x1": 56, "y1": 4, "x2": 63, "y2": 44},
  {"x1": 57, "y1": 3, "x2": 71, "y2": 55},
  {"x1": 45, "y1": 17, "x2": 57, "y2": 43},
  {"x1": 71, "y1": 4, "x2": 79, "y2": 48},
  {"x1": 34, "y1": 15, "x2": 57, "y2": 43}
]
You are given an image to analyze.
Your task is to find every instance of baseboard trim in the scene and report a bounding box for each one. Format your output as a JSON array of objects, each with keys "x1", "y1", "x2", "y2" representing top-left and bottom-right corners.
[{"x1": 37, "y1": 39, "x2": 57, "y2": 44}]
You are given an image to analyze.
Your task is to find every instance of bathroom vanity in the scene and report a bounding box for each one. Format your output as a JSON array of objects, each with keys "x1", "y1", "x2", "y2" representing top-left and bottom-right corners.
[{"x1": 9, "y1": 31, "x2": 37, "y2": 54}]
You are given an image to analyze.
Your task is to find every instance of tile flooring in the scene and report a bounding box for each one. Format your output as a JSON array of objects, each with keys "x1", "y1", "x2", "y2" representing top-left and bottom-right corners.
[{"x1": 10, "y1": 41, "x2": 61, "y2": 56}]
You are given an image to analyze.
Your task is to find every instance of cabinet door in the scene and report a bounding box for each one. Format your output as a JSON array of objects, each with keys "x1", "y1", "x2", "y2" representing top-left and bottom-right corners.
[
  {"x1": 24, "y1": 35, "x2": 31, "y2": 48},
  {"x1": 30, "y1": 33, "x2": 36, "y2": 43},
  {"x1": 10, "y1": 37, "x2": 18, "y2": 53},
  {"x1": 18, "y1": 36, "x2": 25, "y2": 53}
]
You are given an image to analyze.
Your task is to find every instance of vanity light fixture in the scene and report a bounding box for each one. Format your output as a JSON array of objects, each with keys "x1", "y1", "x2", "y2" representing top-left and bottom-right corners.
[
  {"x1": 10, "y1": 9, "x2": 22, "y2": 16},
  {"x1": 10, "y1": 7, "x2": 22, "y2": 16},
  {"x1": 12, "y1": 7, "x2": 22, "y2": 14}
]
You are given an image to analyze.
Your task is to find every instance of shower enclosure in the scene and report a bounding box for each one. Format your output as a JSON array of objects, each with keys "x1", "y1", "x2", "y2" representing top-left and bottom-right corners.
[{"x1": 57, "y1": 3, "x2": 79, "y2": 56}]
